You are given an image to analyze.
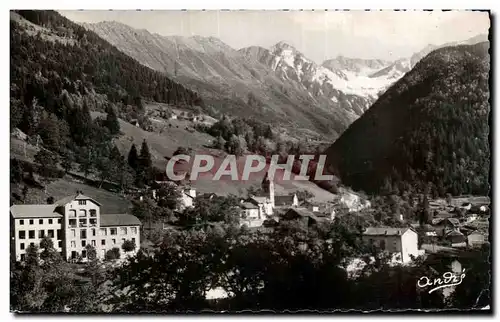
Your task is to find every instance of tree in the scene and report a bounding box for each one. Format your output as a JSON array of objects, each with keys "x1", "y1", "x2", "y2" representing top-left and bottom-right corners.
[
  {"x1": 37, "y1": 112, "x2": 60, "y2": 152},
  {"x1": 105, "y1": 248, "x2": 121, "y2": 261},
  {"x1": 60, "y1": 148, "x2": 75, "y2": 173},
  {"x1": 137, "y1": 139, "x2": 153, "y2": 186},
  {"x1": 127, "y1": 144, "x2": 139, "y2": 171},
  {"x1": 11, "y1": 158, "x2": 24, "y2": 183},
  {"x1": 213, "y1": 136, "x2": 226, "y2": 150},
  {"x1": 225, "y1": 134, "x2": 244, "y2": 156},
  {"x1": 46, "y1": 196, "x2": 54, "y2": 204},
  {"x1": 122, "y1": 240, "x2": 136, "y2": 253},
  {"x1": 104, "y1": 104, "x2": 120, "y2": 135},
  {"x1": 156, "y1": 184, "x2": 182, "y2": 210},
  {"x1": 34, "y1": 149, "x2": 58, "y2": 177}
]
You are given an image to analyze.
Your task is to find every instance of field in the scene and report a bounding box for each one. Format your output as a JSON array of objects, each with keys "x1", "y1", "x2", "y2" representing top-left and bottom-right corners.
[{"x1": 93, "y1": 112, "x2": 338, "y2": 202}]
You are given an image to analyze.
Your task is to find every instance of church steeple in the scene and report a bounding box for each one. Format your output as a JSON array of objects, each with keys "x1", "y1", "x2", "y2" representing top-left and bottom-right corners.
[{"x1": 262, "y1": 172, "x2": 275, "y2": 207}]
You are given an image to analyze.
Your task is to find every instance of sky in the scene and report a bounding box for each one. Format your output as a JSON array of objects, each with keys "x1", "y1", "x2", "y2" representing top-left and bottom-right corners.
[{"x1": 59, "y1": 10, "x2": 490, "y2": 63}]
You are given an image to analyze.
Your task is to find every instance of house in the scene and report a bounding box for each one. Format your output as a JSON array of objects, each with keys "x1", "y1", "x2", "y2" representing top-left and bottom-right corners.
[
  {"x1": 169, "y1": 114, "x2": 178, "y2": 120},
  {"x1": 274, "y1": 194, "x2": 299, "y2": 207},
  {"x1": 467, "y1": 231, "x2": 486, "y2": 247},
  {"x1": 446, "y1": 230, "x2": 466, "y2": 246},
  {"x1": 248, "y1": 172, "x2": 300, "y2": 217},
  {"x1": 362, "y1": 227, "x2": 423, "y2": 264},
  {"x1": 239, "y1": 202, "x2": 263, "y2": 228},
  {"x1": 281, "y1": 208, "x2": 324, "y2": 228},
  {"x1": 432, "y1": 218, "x2": 461, "y2": 236},
  {"x1": 247, "y1": 196, "x2": 274, "y2": 218},
  {"x1": 10, "y1": 192, "x2": 141, "y2": 262},
  {"x1": 179, "y1": 188, "x2": 196, "y2": 210}
]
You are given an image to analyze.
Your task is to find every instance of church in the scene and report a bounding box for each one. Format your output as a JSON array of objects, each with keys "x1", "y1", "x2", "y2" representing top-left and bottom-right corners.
[{"x1": 241, "y1": 173, "x2": 299, "y2": 224}]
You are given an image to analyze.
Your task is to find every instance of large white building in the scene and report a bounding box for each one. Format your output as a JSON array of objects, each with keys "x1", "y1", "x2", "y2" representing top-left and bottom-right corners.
[
  {"x1": 10, "y1": 193, "x2": 141, "y2": 262},
  {"x1": 362, "y1": 227, "x2": 424, "y2": 264}
]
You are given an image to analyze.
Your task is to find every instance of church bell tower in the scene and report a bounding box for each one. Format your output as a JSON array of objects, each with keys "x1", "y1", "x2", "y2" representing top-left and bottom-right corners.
[{"x1": 262, "y1": 172, "x2": 275, "y2": 207}]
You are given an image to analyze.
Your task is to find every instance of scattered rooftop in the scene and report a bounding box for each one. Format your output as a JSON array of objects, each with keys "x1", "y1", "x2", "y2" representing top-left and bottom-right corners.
[
  {"x1": 55, "y1": 192, "x2": 102, "y2": 206},
  {"x1": 100, "y1": 214, "x2": 141, "y2": 227},
  {"x1": 10, "y1": 204, "x2": 62, "y2": 219},
  {"x1": 363, "y1": 227, "x2": 411, "y2": 236}
]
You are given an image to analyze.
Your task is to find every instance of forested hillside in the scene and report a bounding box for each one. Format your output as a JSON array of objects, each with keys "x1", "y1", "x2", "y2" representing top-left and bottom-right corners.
[
  {"x1": 325, "y1": 42, "x2": 491, "y2": 196},
  {"x1": 10, "y1": 10, "x2": 205, "y2": 188}
]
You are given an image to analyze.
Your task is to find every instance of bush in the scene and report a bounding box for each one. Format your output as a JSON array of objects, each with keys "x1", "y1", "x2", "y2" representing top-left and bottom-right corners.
[
  {"x1": 122, "y1": 239, "x2": 136, "y2": 253},
  {"x1": 105, "y1": 247, "x2": 121, "y2": 261}
]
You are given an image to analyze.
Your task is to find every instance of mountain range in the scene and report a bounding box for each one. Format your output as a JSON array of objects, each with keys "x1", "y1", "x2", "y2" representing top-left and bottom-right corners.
[
  {"x1": 325, "y1": 41, "x2": 491, "y2": 196},
  {"x1": 81, "y1": 21, "x2": 488, "y2": 141}
]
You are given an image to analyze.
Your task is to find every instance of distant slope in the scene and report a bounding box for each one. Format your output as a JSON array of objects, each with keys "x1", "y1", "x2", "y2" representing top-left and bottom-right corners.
[
  {"x1": 363, "y1": 34, "x2": 490, "y2": 94},
  {"x1": 11, "y1": 11, "x2": 203, "y2": 111},
  {"x1": 324, "y1": 42, "x2": 491, "y2": 196}
]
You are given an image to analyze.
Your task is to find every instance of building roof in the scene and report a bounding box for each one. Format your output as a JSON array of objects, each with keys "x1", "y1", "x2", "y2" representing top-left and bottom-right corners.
[
  {"x1": 100, "y1": 214, "x2": 141, "y2": 227},
  {"x1": 446, "y1": 230, "x2": 465, "y2": 237},
  {"x1": 363, "y1": 227, "x2": 412, "y2": 236},
  {"x1": 275, "y1": 194, "x2": 296, "y2": 206},
  {"x1": 55, "y1": 193, "x2": 102, "y2": 206},
  {"x1": 249, "y1": 196, "x2": 269, "y2": 205},
  {"x1": 10, "y1": 204, "x2": 62, "y2": 219},
  {"x1": 240, "y1": 202, "x2": 259, "y2": 210},
  {"x1": 284, "y1": 207, "x2": 316, "y2": 218}
]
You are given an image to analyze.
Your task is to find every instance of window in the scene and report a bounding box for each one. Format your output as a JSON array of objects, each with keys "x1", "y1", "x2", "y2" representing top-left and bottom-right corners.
[
  {"x1": 28, "y1": 230, "x2": 35, "y2": 239},
  {"x1": 71, "y1": 241, "x2": 76, "y2": 248},
  {"x1": 79, "y1": 218, "x2": 87, "y2": 227},
  {"x1": 69, "y1": 210, "x2": 76, "y2": 218},
  {"x1": 58, "y1": 241, "x2": 62, "y2": 248},
  {"x1": 131, "y1": 227, "x2": 137, "y2": 234},
  {"x1": 71, "y1": 251, "x2": 77, "y2": 259},
  {"x1": 80, "y1": 229, "x2": 87, "y2": 239},
  {"x1": 112, "y1": 239, "x2": 116, "y2": 245},
  {"x1": 49, "y1": 219, "x2": 53, "y2": 224},
  {"x1": 100, "y1": 228, "x2": 107, "y2": 236},
  {"x1": 380, "y1": 240, "x2": 386, "y2": 251},
  {"x1": 132, "y1": 238, "x2": 136, "y2": 244},
  {"x1": 90, "y1": 209, "x2": 97, "y2": 217},
  {"x1": 20, "y1": 254, "x2": 25, "y2": 262},
  {"x1": 82, "y1": 250, "x2": 87, "y2": 258},
  {"x1": 20, "y1": 243, "x2": 25, "y2": 250},
  {"x1": 78, "y1": 200, "x2": 87, "y2": 205},
  {"x1": 79, "y1": 210, "x2": 86, "y2": 217},
  {"x1": 91, "y1": 240, "x2": 96, "y2": 247},
  {"x1": 81, "y1": 240, "x2": 86, "y2": 247},
  {"x1": 122, "y1": 238, "x2": 126, "y2": 243},
  {"x1": 120, "y1": 227, "x2": 128, "y2": 235},
  {"x1": 30, "y1": 242, "x2": 35, "y2": 247},
  {"x1": 90, "y1": 219, "x2": 97, "y2": 227},
  {"x1": 19, "y1": 231, "x2": 26, "y2": 240},
  {"x1": 48, "y1": 230, "x2": 54, "y2": 238},
  {"x1": 39, "y1": 219, "x2": 43, "y2": 224},
  {"x1": 71, "y1": 229, "x2": 76, "y2": 237},
  {"x1": 110, "y1": 228, "x2": 117, "y2": 235},
  {"x1": 92, "y1": 229, "x2": 96, "y2": 236},
  {"x1": 57, "y1": 229, "x2": 62, "y2": 239},
  {"x1": 38, "y1": 230, "x2": 45, "y2": 238},
  {"x1": 19, "y1": 220, "x2": 24, "y2": 225},
  {"x1": 29, "y1": 220, "x2": 34, "y2": 225},
  {"x1": 58, "y1": 219, "x2": 62, "y2": 224},
  {"x1": 101, "y1": 240, "x2": 106, "y2": 246},
  {"x1": 69, "y1": 219, "x2": 77, "y2": 227}
]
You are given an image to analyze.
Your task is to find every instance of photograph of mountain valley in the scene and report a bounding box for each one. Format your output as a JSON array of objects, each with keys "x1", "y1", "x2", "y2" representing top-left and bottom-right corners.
[{"x1": 9, "y1": 9, "x2": 492, "y2": 313}]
